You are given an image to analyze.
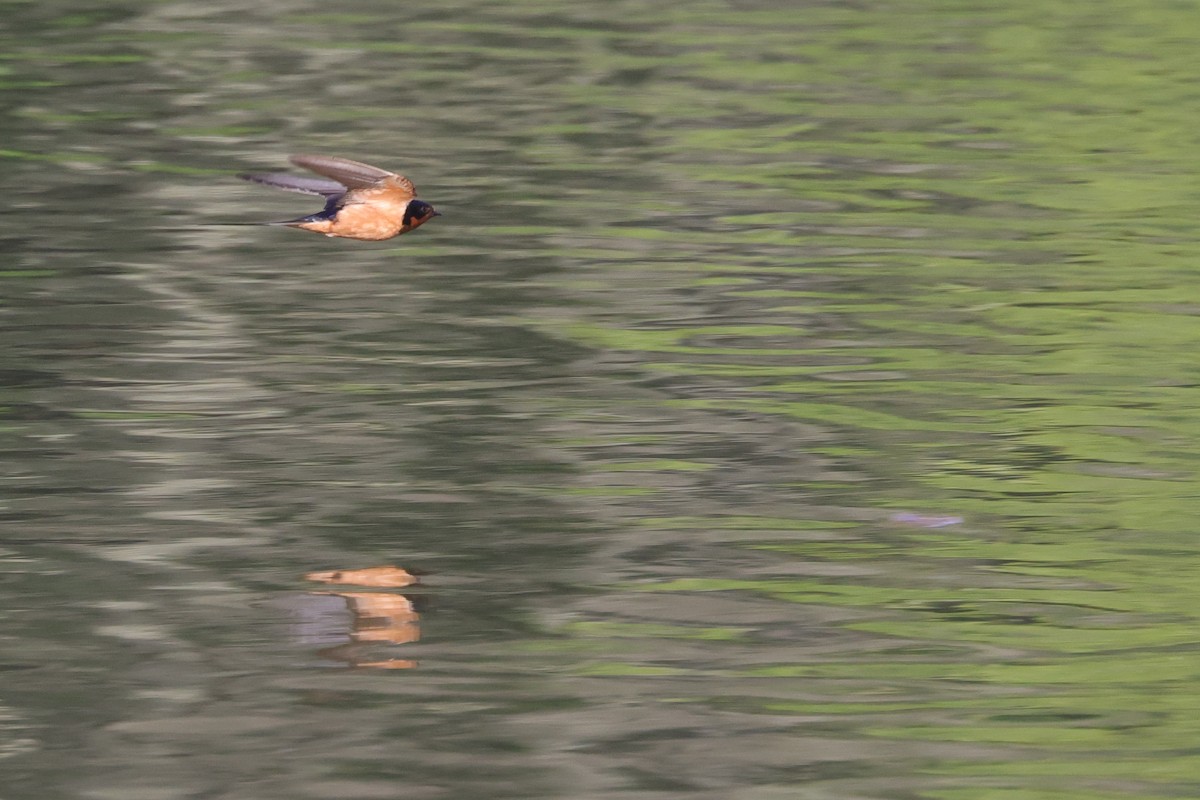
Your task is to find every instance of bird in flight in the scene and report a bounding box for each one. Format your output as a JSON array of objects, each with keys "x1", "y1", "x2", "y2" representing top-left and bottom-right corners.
[{"x1": 238, "y1": 154, "x2": 440, "y2": 241}]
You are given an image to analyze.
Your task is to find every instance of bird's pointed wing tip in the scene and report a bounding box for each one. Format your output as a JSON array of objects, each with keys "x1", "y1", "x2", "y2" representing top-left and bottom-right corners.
[{"x1": 239, "y1": 171, "x2": 347, "y2": 197}]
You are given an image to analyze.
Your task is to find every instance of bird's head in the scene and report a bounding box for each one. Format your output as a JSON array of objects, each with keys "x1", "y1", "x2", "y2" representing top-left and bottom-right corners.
[{"x1": 403, "y1": 199, "x2": 441, "y2": 230}]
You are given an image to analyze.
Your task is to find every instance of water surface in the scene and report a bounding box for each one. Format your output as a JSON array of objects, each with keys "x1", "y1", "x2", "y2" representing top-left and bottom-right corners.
[{"x1": 3, "y1": 2, "x2": 1200, "y2": 799}]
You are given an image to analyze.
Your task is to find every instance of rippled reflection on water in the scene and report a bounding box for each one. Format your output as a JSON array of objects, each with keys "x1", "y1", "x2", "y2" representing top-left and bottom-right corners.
[{"x1": 4, "y1": 2, "x2": 1200, "y2": 799}]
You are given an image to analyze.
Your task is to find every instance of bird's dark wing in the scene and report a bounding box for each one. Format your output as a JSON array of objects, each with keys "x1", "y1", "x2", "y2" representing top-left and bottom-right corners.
[
  {"x1": 289, "y1": 154, "x2": 399, "y2": 190},
  {"x1": 290, "y1": 154, "x2": 417, "y2": 198},
  {"x1": 238, "y1": 172, "x2": 346, "y2": 197}
]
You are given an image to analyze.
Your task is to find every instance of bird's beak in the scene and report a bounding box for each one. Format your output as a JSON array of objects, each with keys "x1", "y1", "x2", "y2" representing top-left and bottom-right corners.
[{"x1": 432, "y1": 210, "x2": 443, "y2": 217}]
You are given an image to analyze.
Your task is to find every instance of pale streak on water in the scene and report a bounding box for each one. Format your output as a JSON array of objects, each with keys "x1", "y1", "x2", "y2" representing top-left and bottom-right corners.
[{"x1": 3, "y1": 2, "x2": 1200, "y2": 799}]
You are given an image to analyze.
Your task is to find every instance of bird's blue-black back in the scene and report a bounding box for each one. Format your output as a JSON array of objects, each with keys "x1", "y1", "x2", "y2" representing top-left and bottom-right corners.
[{"x1": 292, "y1": 195, "x2": 343, "y2": 224}]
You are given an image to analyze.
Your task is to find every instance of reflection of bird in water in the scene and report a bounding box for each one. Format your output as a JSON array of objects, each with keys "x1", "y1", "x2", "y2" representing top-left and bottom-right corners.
[
  {"x1": 238, "y1": 154, "x2": 440, "y2": 241},
  {"x1": 277, "y1": 565, "x2": 423, "y2": 669}
]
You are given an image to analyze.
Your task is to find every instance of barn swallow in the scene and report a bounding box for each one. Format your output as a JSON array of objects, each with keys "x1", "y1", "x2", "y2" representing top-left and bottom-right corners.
[{"x1": 238, "y1": 154, "x2": 439, "y2": 241}]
